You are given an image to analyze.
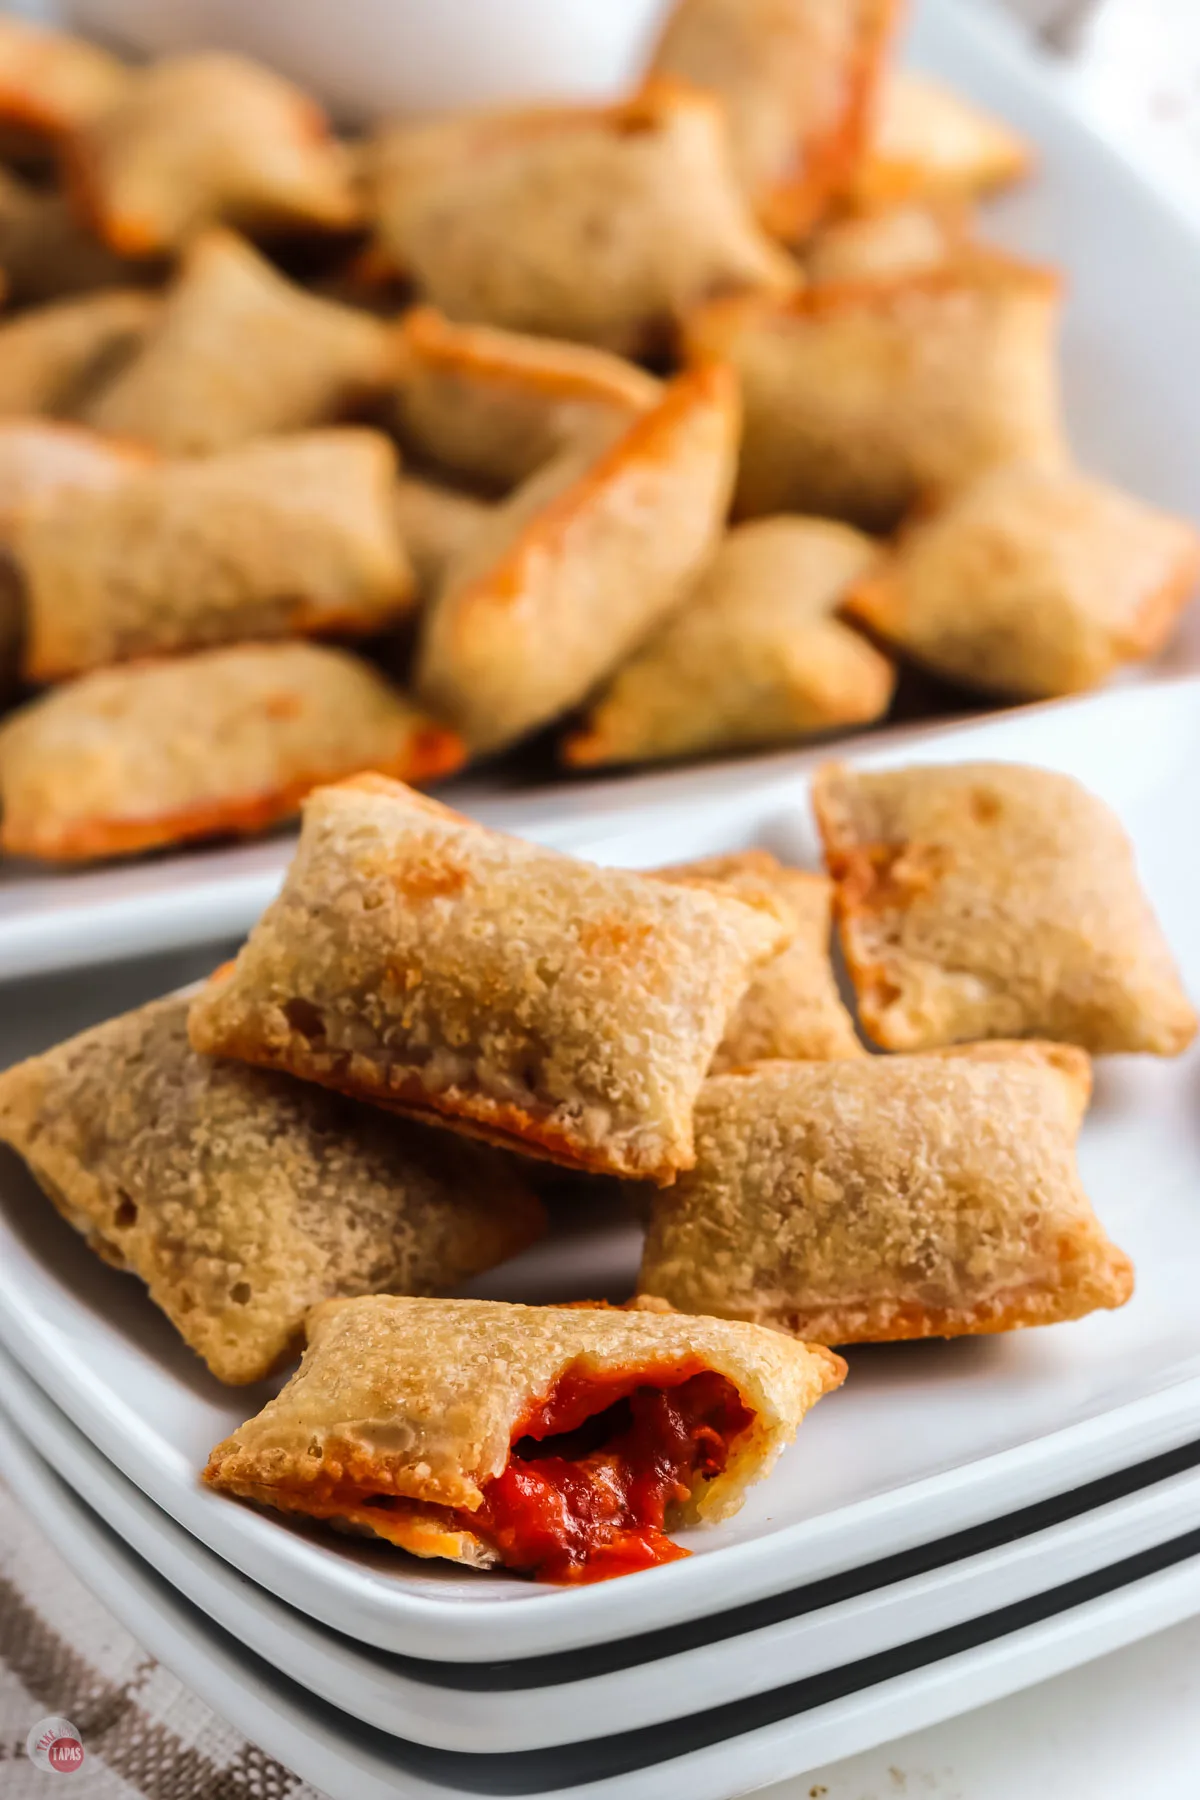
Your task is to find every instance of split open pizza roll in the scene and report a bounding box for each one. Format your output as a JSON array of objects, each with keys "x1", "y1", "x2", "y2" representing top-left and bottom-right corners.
[
  {"x1": 188, "y1": 774, "x2": 787, "y2": 1183},
  {"x1": 16, "y1": 429, "x2": 415, "y2": 683},
  {"x1": 658, "y1": 851, "x2": 863, "y2": 1066},
  {"x1": 564, "y1": 516, "x2": 893, "y2": 767},
  {"x1": 83, "y1": 230, "x2": 395, "y2": 456},
  {"x1": 368, "y1": 80, "x2": 795, "y2": 356},
  {"x1": 638, "y1": 1048, "x2": 1133, "y2": 1344},
  {"x1": 848, "y1": 71, "x2": 1033, "y2": 211},
  {"x1": 0, "y1": 999, "x2": 545, "y2": 1386},
  {"x1": 648, "y1": 0, "x2": 899, "y2": 240},
  {"x1": 204, "y1": 1293, "x2": 844, "y2": 1579},
  {"x1": 0, "y1": 15, "x2": 130, "y2": 145},
  {"x1": 391, "y1": 306, "x2": 661, "y2": 494},
  {"x1": 684, "y1": 251, "x2": 1065, "y2": 528},
  {"x1": 813, "y1": 760, "x2": 1197, "y2": 1055},
  {"x1": 0, "y1": 287, "x2": 157, "y2": 419},
  {"x1": 393, "y1": 476, "x2": 493, "y2": 606},
  {"x1": 0, "y1": 641, "x2": 463, "y2": 863},
  {"x1": 417, "y1": 361, "x2": 739, "y2": 753},
  {"x1": 66, "y1": 51, "x2": 360, "y2": 256},
  {"x1": 843, "y1": 463, "x2": 1200, "y2": 698}
]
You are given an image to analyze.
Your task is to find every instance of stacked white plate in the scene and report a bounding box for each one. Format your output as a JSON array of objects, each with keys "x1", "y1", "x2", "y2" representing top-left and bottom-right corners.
[{"x1": 4, "y1": 4, "x2": 1200, "y2": 1795}]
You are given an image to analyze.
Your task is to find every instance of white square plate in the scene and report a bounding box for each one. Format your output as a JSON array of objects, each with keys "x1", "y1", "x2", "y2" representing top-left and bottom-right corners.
[
  {"x1": 3, "y1": 0, "x2": 1200, "y2": 983},
  {"x1": 4, "y1": 1396, "x2": 1200, "y2": 1800},
  {"x1": 4, "y1": 1339, "x2": 1200, "y2": 1755},
  {"x1": 1, "y1": 681, "x2": 1198, "y2": 1662}
]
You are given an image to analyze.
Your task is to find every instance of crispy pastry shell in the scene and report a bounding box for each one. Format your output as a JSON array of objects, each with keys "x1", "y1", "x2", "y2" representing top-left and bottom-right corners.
[
  {"x1": 16, "y1": 428, "x2": 415, "y2": 683},
  {"x1": 684, "y1": 252, "x2": 1065, "y2": 528},
  {"x1": 368, "y1": 79, "x2": 795, "y2": 355},
  {"x1": 392, "y1": 306, "x2": 661, "y2": 493},
  {"x1": 813, "y1": 759, "x2": 1197, "y2": 1055},
  {"x1": 188, "y1": 774, "x2": 787, "y2": 1184},
  {"x1": 203, "y1": 1293, "x2": 845, "y2": 1559},
  {"x1": 417, "y1": 361, "x2": 739, "y2": 753},
  {"x1": 638, "y1": 1047, "x2": 1134, "y2": 1343},
  {"x1": 649, "y1": 0, "x2": 900, "y2": 240},
  {"x1": 66, "y1": 51, "x2": 360, "y2": 256},
  {"x1": 82, "y1": 229, "x2": 394, "y2": 456},
  {"x1": 0, "y1": 15, "x2": 130, "y2": 142},
  {"x1": 849, "y1": 71, "x2": 1033, "y2": 211},
  {"x1": 0, "y1": 999, "x2": 544, "y2": 1385},
  {"x1": 844, "y1": 462, "x2": 1200, "y2": 698},
  {"x1": 564, "y1": 515, "x2": 892, "y2": 766},
  {"x1": 658, "y1": 850, "x2": 863, "y2": 1067},
  {"x1": 0, "y1": 288, "x2": 157, "y2": 420},
  {"x1": 0, "y1": 641, "x2": 463, "y2": 863},
  {"x1": 393, "y1": 476, "x2": 493, "y2": 606}
]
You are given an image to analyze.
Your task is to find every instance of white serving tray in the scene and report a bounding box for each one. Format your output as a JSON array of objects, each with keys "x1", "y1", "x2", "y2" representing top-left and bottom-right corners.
[
  {"x1": 1, "y1": 680, "x2": 1198, "y2": 1664},
  {"x1": 4, "y1": 1400, "x2": 1200, "y2": 1800},
  {"x1": 3, "y1": 0, "x2": 1200, "y2": 984},
  {"x1": 4, "y1": 1340, "x2": 1200, "y2": 1755}
]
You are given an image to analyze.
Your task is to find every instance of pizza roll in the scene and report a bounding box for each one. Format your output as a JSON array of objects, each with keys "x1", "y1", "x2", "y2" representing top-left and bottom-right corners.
[
  {"x1": 0, "y1": 167, "x2": 153, "y2": 304},
  {"x1": 0, "y1": 15, "x2": 129, "y2": 144},
  {"x1": 82, "y1": 230, "x2": 395, "y2": 456},
  {"x1": 638, "y1": 1048, "x2": 1133, "y2": 1344},
  {"x1": 0, "y1": 419, "x2": 149, "y2": 534},
  {"x1": 67, "y1": 51, "x2": 360, "y2": 257},
  {"x1": 394, "y1": 477, "x2": 493, "y2": 606},
  {"x1": 203, "y1": 1293, "x2": 844, "y2": 1579},
  {"x1": 564, "y1": 516, "x2": 893, "y2": 767},
  {"x1": 684, "y1": 252, "x2": 1065, "y2": 527},
  {"x1": 649, "y1": 0, "x2": 899, "y2": 240},
  {"x1": 844, "y1": 463, "x2": 1200, "y2": 698},
  {"x1": 0, "y1": 641, "x2": 463, "y2": 864},
  {"x1": 814, "y1": 760, "x2": 1197, "y2": 1054},
  {"x1": 806, "y1": 203, "x2": 965, "y2": 287},
  {"x1": 188, "y1": 774, "x2": 787, "y2": 1183},
  {"x1": 392, "y1": 306, "x2": 661, "y2": 494},
  {"x1": 658, "y1": 851, "x2": 862, "y2": 1066},
  {"x1": 850, "y1": 71, "x2": 1033, "y2": 211},
  {"x1": 0, "y1": 288, "x2": 157, "y2": 420},
  {"x1": 16, "y1": 429, "x2": 414, "y2": 684},
  {"x1": 417, "y1": 362, "x2": 739, "y2": 753},
  {"x1": 0, "y1": 998, "x2": 544, "y2": 1386},
  {"x1": 368, "y1": 80, "x2": 795, "y2": 355}
]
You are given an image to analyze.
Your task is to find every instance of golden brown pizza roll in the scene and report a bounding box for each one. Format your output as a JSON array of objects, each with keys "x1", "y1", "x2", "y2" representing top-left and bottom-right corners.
[
  {"x1": 0, "y1": 641, "x2": 463, "y2": 864},
  {"x1": 82, "y1": 229, "x2": 395, "y2": 456},
  {"x1": 849, "y1": 71, "x2": 1033, "y2": 211},
  {"x1": 684, "y1": 252, "x2": 1065, "y2": 528},
  {"x1": 805, "y1": 203, "x2": 965, "y2": 287},
  {"x1": 0, "y1": 287, "x2": 157, "y2": 420},
  {"x1": 394, "y1": 476, "x2": 493, "y2": 606},
  {"x1": 368, "y1": 80, "x2": 795, "y2": 355},
  {"x1": 0, "y1": 418, "x2": 149, "y2": 534},
  {"x1": 0, "y1": 999, "x2": 545, "y2": 1386},
  {"x1": 814, "y1": 760, "x2": 1197, "y2": 1055},
  {"x1": 844, "y1": 462, "x2": 1200, "y2": 698},
  {"x1": 564, "y1": 516, "x2": 893, "y2": 767},
  {"x1": 658, "y1": 851, "x2": 863, "y2": 1066},
  {"x1": 0, "y1": 15, "x2": 129, "y2": 144},
  {"x1": 391, "y1": 305, "x2": 661, "y2": 493},
  {"x1": 638, "y1": 1048, "x2": 1133, "y2": 1344},
  {"x1": 188, "y1": 773, "x2": 788, "y2": 1183},
  {"x1": 0, "y1": 167, "x2": 154, "y2": 304},
  {"x1": 416, "y1": 361, "x2": 739, "y2": 753},
  {"x1": 203, "y1": 1292, "x2": 844, "y2": 1578},
  {"x1": 649, "y1": 0, "x2": 899, "y2": 240},
  {"x1": 66, "y1": 51, "x2": 360, "y2": 257},
  {"x1": 16, "y1": 429, "x2": 415, "y2": 684}
]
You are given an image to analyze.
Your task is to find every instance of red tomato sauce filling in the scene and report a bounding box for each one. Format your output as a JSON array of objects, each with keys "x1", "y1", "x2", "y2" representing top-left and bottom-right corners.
[{"x1": 463, "y1": 1364, "x2": 756, "y2": 1584}]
